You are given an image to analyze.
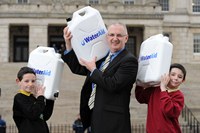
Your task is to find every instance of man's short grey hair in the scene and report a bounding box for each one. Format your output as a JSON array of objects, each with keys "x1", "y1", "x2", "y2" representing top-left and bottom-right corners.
[{"x1": 107, "y1": 22, "x2": 128, "y2": 34}]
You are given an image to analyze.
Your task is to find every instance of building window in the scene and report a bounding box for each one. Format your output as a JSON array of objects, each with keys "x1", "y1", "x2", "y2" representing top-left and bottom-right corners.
[
  {"x1": 193, "y1": 0, "x2": 200, "y2": 12},
  {"x1": 124, "y1": 0, "x2": 134, "y2": 5},
  {"x1": 17, "y1": 0, "x2": 28, "y2": 4},
  {"x1": 126, "y1": 36, "x2": 136, "y2": 56},
  {"x1": 194, "y1": 34, "x2": 200, "y2": 53},
  {"x1": 159, "y1": 0, "x2": 169, "y2": 11},
  {"x1": 89, "y1": 0, "x2": 99, "y2": 4}
]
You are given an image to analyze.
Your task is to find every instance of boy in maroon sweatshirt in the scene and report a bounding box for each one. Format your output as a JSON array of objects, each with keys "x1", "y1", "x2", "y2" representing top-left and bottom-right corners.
[{"x1": 135, "y1": 63, "x2": 186, "y2": 133}]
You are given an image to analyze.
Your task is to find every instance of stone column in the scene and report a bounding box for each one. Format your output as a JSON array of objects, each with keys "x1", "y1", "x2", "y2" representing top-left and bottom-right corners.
[
  {"x1": 0, "y1": 24, "x2": 9, "y2": 62},
  {"x1": 29, "y1": 24, "x2": 48, "y2": 52}
]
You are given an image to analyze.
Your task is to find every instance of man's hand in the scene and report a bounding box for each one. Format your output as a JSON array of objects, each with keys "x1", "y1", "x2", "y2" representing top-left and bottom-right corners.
[
  {"x1": 63, "y1": 26, "x2": 72, "y2": 51},
  {"x1": 79, "y1": 57, "x2": 97, "y2": 72}
]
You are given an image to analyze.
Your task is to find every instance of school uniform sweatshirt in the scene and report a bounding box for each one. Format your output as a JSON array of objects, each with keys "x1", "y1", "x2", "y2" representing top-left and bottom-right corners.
[
  {"x1": 13, "y1": 91, "x2": 54, "y2": 133},
  {"x1": 135, "y1": 86, "x2": 184, "y2": 133}
]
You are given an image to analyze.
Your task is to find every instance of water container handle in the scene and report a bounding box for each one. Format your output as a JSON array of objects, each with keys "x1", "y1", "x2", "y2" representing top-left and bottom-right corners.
[
  {"x1": 163, "y1": 36, "x2": 169, "y2": 41},
  {"x1": 35, "y1": 46, "x2": 55, "y2": 54},
  {"x1": 146, "y1": 34, "x2": 169, "y2": 42},
  {"x1": 73, "y1": 6, "x2": 91, "y2": 18},
  {"x1": 151, "y1": 34, "x2": 170, "y2": 42},
  {"x1": 149, "y1": 34, "x2": 163, "y2": 40}
]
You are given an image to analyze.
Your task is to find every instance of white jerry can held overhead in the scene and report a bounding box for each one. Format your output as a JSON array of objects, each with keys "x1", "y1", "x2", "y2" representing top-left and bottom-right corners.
[
  {"x1": 28, "y1": 46, "x2": 64, "y2": 100},
  {"x1": 67, "y1": 6, "x2": 109, "y2": 62},
  {"x1": 136, "y1": 34, "x2": 173, "y2": 86}
]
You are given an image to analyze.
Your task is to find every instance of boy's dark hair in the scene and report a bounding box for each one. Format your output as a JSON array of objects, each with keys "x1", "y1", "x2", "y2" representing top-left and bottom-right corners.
[
  {"x1": 169, "y1": 63, "x2": 186, "y2": 80},
  {"x1": 17, "y1": 67, "x2": 36, "y2": 81}
]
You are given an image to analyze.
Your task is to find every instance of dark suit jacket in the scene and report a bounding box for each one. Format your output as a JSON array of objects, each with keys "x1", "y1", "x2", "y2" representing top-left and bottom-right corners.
[{"x1": 62, "y1": 49, "x2": 138, "y2": 133}]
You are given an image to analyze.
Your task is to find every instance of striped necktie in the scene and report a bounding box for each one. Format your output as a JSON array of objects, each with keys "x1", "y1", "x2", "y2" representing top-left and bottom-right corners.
[{"x1": 88, "y1": 53, "x2": 113, "y2": 109}]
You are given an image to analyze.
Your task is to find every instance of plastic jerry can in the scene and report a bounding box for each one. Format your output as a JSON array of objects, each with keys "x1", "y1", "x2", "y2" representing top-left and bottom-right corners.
[
  {"x1": 28, "y1": 46, "x2": 64, "y2": 100},
  {"x1": 67, "y1": 6, "x2": 109, "y2": 62},
  {"x1": 136, "y1": 34, "x2": 173, "y2": 85}
]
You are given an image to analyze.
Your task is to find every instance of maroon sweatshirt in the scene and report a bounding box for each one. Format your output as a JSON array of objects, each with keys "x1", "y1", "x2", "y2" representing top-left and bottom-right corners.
[{"x1": 135, "y1": 86, "x2": 184, "y2": 133}]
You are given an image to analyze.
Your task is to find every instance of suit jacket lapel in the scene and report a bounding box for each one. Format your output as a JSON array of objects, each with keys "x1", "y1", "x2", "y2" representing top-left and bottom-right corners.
[{"x1": 105, "y1": 49, "x2": 128, "y2": 71}]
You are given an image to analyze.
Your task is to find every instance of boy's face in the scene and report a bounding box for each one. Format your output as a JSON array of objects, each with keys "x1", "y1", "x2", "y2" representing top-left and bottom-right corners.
[
  {"x1": 16, "y1": 73, "x2": 36, "y2": 93},
  {"x1": 168, "y1": 68, "x2": 185, "y2": 88}
]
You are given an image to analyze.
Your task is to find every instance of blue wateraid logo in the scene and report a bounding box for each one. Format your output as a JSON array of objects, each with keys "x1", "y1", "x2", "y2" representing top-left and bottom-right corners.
[
  {"x1": 33, "y1": 68, "x2": 51, "y2": 76},
  {"x1": 140, "y1": 52, "x2": 158, "y2": 61},
  {"x1": 80, "y1": 28, "x2": 106, "y2": 46}
]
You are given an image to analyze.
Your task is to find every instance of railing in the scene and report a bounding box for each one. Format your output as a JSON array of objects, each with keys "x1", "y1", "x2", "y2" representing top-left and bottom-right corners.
[
  {"x1": 131, "y1": 124, "x2": 145, "y2": 133},
  {"x1": 3, "y1": 104, "x2": 200, "y2": 133},
  {"x1": 3, "y1": 124, "x2": 146, "y2": 133},
  {"x1": 182, "y1": 104, "x2": 200, "y2": 133},
  {"x1": 3, "y1": 123, "x2": 200, "y2": 133}
]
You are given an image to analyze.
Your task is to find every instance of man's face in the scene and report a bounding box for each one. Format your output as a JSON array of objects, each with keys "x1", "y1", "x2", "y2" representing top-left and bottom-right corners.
[{"x1": 106, "y1": 24, "x2": 128, "y2": 53}]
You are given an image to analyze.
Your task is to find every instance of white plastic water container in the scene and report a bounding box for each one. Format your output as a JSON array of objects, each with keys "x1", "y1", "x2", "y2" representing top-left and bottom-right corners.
[
  {"x1": 136, "y1": 34, "x2": 173, "y2": 85},
  {"x1": 67, "y1": 6, "x2": 109, "y2": 62},
  {"x1": 28, "y1": 46, "x2": 64, "y2": 100}
]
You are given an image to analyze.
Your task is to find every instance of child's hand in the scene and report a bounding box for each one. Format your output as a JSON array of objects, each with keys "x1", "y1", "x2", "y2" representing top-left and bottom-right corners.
[
  {"x1": 35, "y1": 85, "x2": 45, "y2": 98},
  {"x1": 160, "y1": 73, "x2": 170, "y2": 91}
]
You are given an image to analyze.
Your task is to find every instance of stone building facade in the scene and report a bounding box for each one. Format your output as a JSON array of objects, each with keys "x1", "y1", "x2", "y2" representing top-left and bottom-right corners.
[
  {"x1": 1, "y1": 0, "x2": 200, "y2": 125},
  {"x1": 0, "y1": 0, "x2": 200, "y2": 63}
]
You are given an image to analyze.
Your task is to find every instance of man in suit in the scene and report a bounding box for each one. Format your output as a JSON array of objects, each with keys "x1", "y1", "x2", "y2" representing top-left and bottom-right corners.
[{"x1": 62, "y1": 22, "x2": 138, "y2": 133}]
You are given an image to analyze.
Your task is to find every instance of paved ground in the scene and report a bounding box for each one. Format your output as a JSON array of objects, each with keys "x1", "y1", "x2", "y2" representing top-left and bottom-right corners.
[{"x1": 0, "y1": 62, "x2": 200, "y2": 125}]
